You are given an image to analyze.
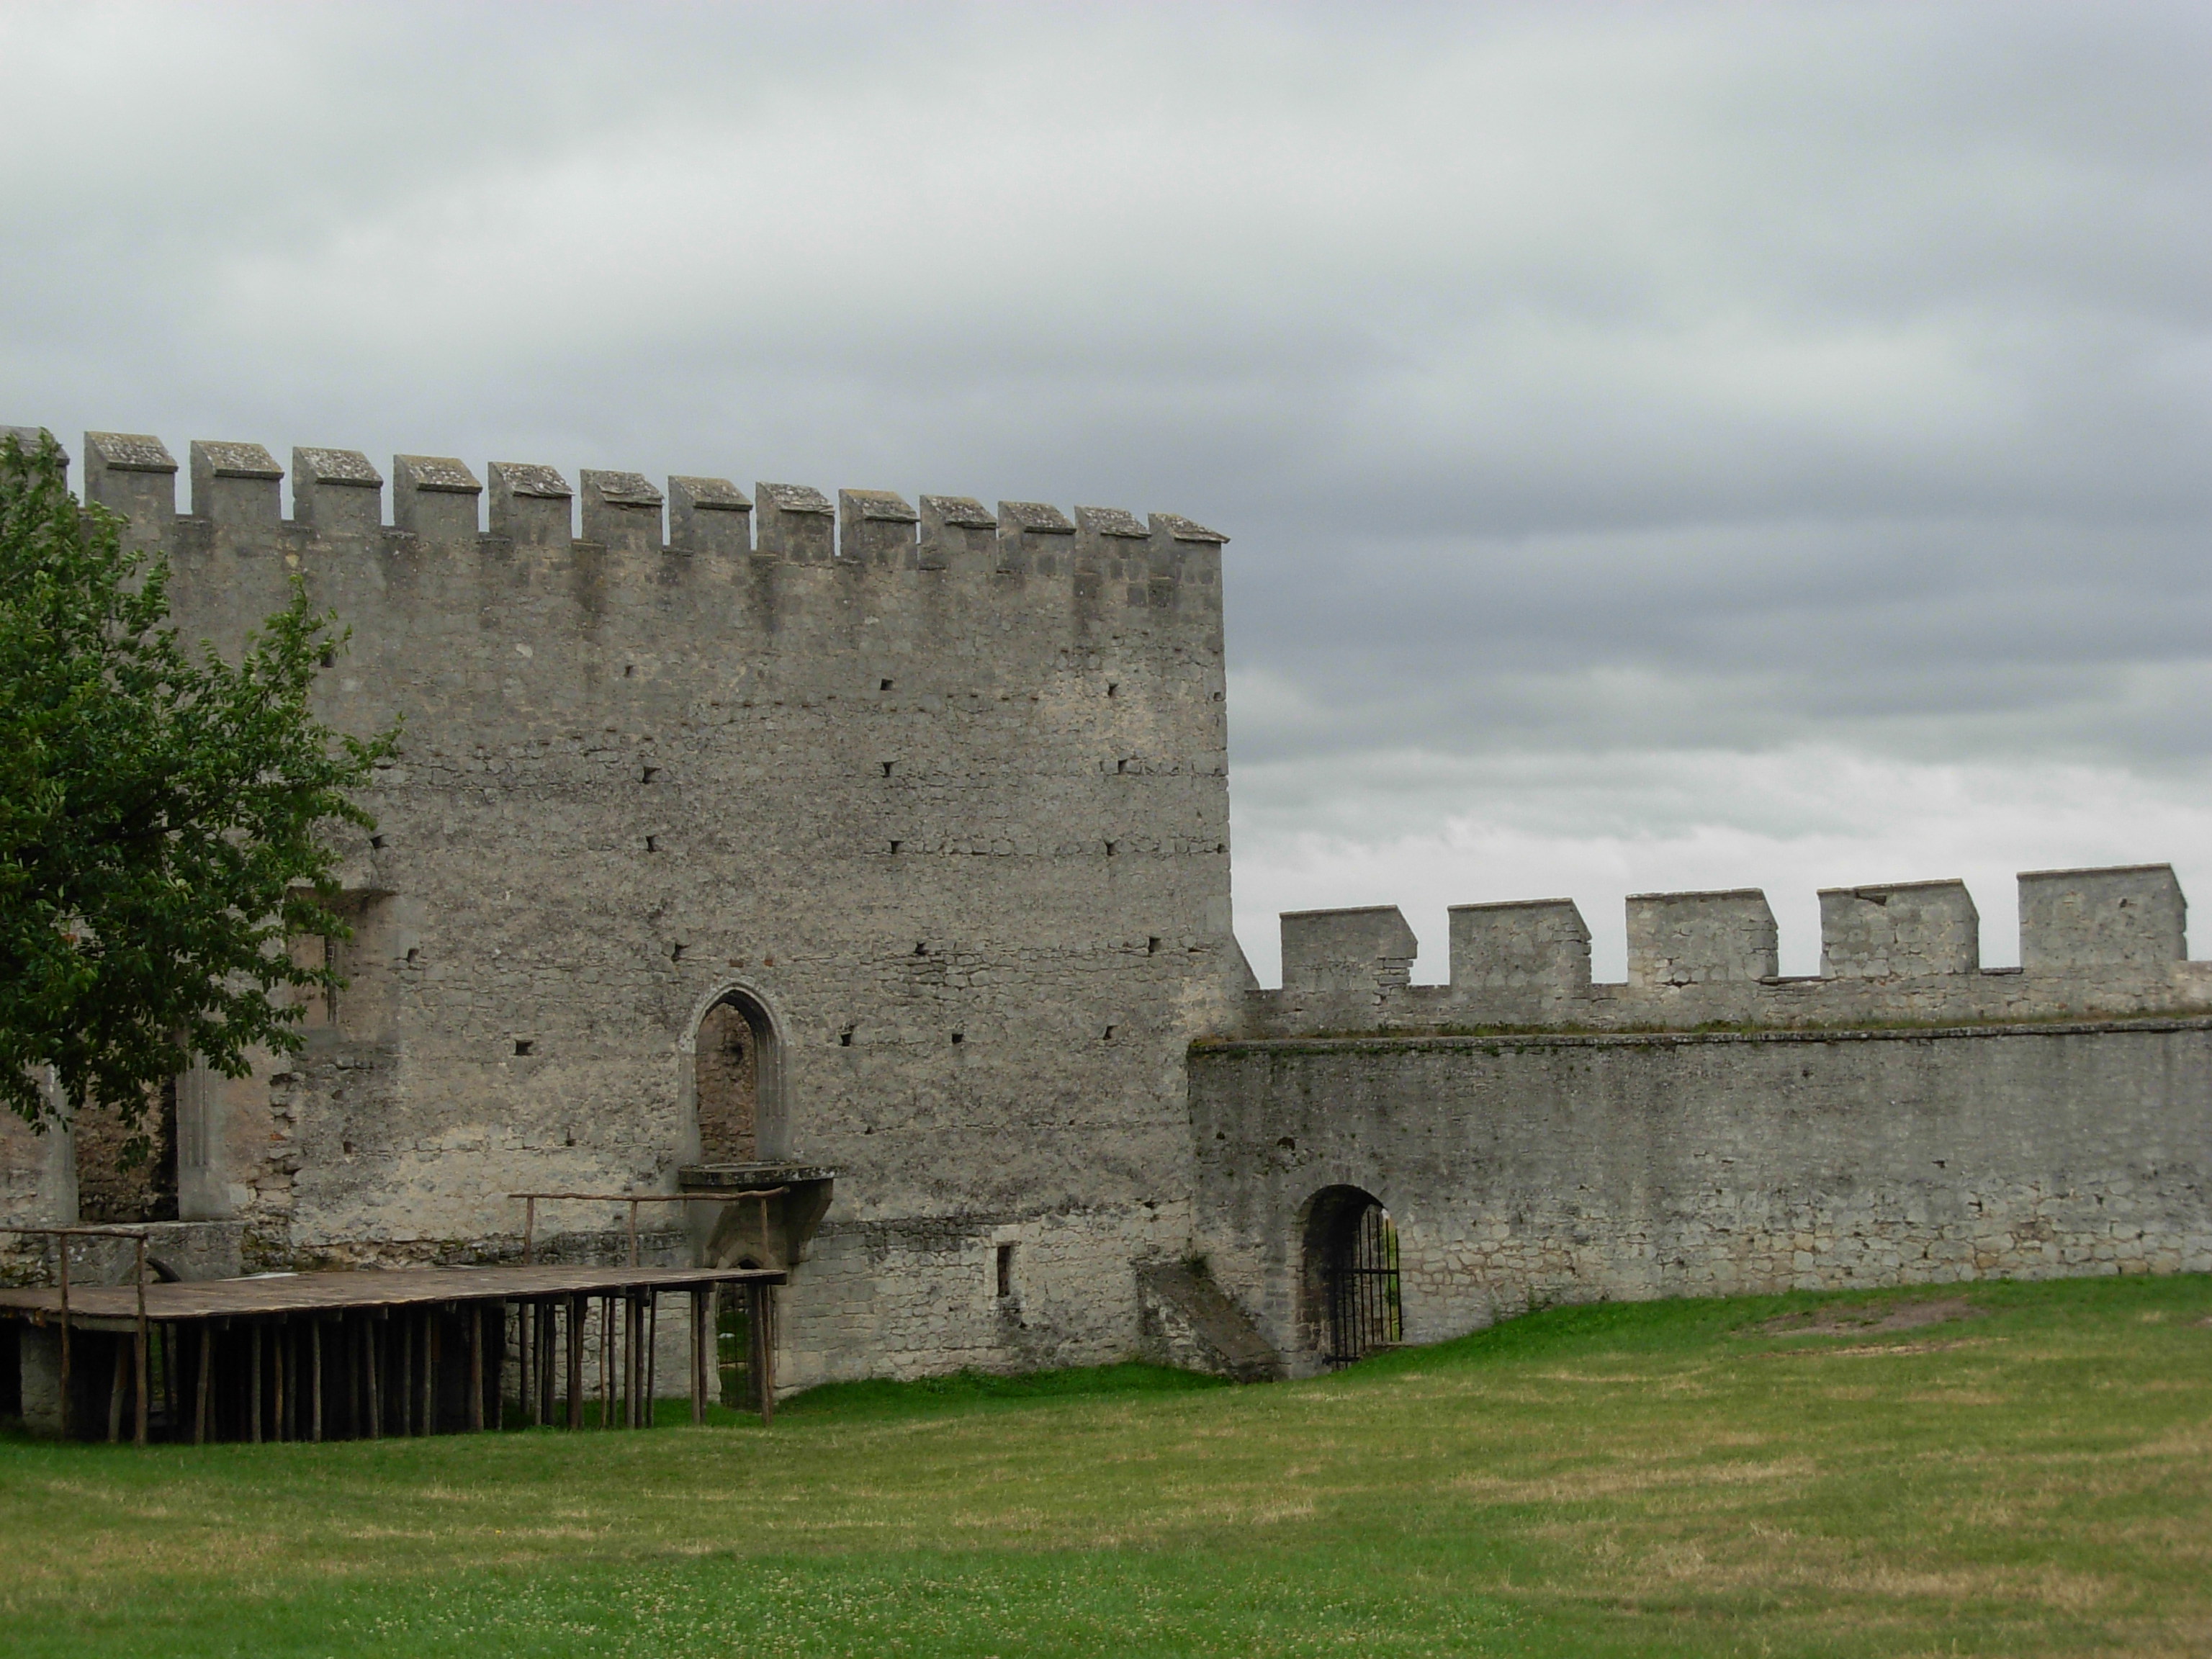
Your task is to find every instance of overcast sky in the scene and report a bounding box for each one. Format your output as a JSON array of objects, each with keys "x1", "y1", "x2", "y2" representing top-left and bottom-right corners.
[{"x1": 5, "y1": 1, "x2": 2208, "y2": 981}]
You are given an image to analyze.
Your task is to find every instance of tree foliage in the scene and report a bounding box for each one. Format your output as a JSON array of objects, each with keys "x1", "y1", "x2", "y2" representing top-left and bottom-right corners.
[{"x1": 0, "y1": 431, "x2": 397, "y2": 1141}]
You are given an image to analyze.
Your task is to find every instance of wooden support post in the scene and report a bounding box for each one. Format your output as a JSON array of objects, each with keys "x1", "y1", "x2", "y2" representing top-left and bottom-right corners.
[
  {"x1": 644, "y1": 1291, "x2": 657, "y2": 1428},
  {"x1": 195, "y1": 1326, "x2": 212, "y2": 1444},
  {"x1": 133, "y1": 1238, "x2": 149, "y2": 1448},
  {"x1": 747, "y1": 1281, "x2": 774, "y2": 1426},
  {"x1": 55, "y1": 1238, "x2": 71, "y2": 1441},
  {"x1": 107, "y1": 1343, "x2": 127, "y2": 1443},
  {"x1": 565, "y1": 1295, "x2": 583, "y2": 1429},
  {"x1": 469, "y1": 1305, "x2": 485, "y2": 1431},
  {"x1": 627, "y1": 1200, "x2": 639, "y2": 1269},
  {"x1": 419, "y1": 1311, "x2": 435, "y2": 1437},
  {"x1": 689, "y1": 1289, "x2": 708, "y2": 1425},
  {"x1": 275, "y1": 1320, "x2": 289, "y2": 1443},
  {"x1": 543, "y1": 1299, "x2": 556, "y2": 1426},
  {"x1": 310, "y1": 1321, "x2": 324, "y2": 1443},
  {"x1": 517, "y1": 1302, "x2": 530, "y2": 1422},
  {"x1": 398, "y1": 1317, "x2": 412, "y2": 1437},
  {"x1": 523, "y1": 1196, "x2": 535, "y2": 1265},
  {"x1": 628, "y1": 1293, "x2": 643, "y2": 1428},
  {"x1": 367, "y1": 1319, "x2": 383, "y2": 1439},
  {"x1": 599, "y1": 1294, "x2": 613, "y2": 1429},
  {"x1": 251, "y1": 1324, "x2": 264, "y2": 1444}
]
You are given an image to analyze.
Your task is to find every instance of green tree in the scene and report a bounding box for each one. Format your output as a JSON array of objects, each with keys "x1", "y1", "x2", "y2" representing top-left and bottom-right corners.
[{"x1": 0, "y1": 430, "x2": 397, "y2": 1148}]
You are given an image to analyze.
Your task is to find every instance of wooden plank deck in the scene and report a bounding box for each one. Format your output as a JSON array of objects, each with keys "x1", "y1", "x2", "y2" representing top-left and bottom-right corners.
[{"x1": 0, "y1": 1263, "x2": 786, "y2": 1325}]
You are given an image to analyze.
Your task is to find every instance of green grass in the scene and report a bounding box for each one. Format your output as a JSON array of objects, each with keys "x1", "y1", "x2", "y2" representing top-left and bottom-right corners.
[{"x1": 3, "y1": 1272, "x2": 2209, "y2": 1656}]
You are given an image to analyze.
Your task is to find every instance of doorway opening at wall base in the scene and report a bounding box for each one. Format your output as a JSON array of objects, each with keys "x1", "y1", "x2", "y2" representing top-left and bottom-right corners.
[{"x1": 1310, "y1": 1188, "x2": 1402, "y2": 1367}]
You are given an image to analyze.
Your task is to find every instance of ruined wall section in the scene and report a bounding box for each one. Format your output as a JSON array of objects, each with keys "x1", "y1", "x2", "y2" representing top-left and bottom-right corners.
[
  {"x1": 0, "y1": 1097, "x2": 73, "y2": 1285},
  {"x1": 1191, "y1": 1019, "x2": 2212, "y2": 1373},
  {"x1": 1242, "y1": 868, "x2": 2211, "y2": 1038},
  {"x1": 61, "y1": 431, "x2": 1238, "y2": 1374}
]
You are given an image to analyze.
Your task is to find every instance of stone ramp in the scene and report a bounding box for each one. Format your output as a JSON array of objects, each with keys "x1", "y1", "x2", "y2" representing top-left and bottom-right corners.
[{"x1": 1137, "y1": 1262, "x2": 1282, "y2": 1382}]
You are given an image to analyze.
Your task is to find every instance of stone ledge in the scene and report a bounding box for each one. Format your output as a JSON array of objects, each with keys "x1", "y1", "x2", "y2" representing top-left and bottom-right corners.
[{"x1": 1195, "y1": 1012, "x2": 2212, "y2": 1058}]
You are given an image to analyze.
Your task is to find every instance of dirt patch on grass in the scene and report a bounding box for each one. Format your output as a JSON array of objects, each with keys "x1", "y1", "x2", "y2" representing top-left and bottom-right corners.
[
  {"x1": 1761, "y1": 1338, "x2": 1989, "y2": 1359},
  {"x1": 1748, "y1": 1295, "x2": 1984, "y2": 1339}
]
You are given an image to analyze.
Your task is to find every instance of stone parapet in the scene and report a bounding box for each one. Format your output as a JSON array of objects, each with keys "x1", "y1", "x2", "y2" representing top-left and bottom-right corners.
[{"x1": 1240, "y1": 866, "x2": 2211, "y2": 1037}]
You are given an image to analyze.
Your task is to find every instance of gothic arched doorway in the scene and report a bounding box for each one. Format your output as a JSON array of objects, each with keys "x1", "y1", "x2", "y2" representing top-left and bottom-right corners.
[
  {"x1": 1300, "y1": 1185, "x2": 1403, "y2": 1368},
  {"x1": 692, "y1": 989, "x2": 780, "y2": 1165}
]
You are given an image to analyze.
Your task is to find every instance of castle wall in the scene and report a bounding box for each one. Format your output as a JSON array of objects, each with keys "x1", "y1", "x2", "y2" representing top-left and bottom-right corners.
[
  {"x1": 39, "y1": 430, "x2": 1241, "y2": 1384},
  {"x1": 1190, "y1": 1018, "x2": 2212, "y2": 1373},
  {"x1": 13, "y1": 420, "x2": 2209, "y2": 1398}
]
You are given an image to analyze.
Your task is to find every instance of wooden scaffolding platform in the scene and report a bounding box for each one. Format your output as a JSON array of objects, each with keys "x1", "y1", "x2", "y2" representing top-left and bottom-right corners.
[{"x1": 0, "y1": 1258, "x2": 786, "y2": 1445}]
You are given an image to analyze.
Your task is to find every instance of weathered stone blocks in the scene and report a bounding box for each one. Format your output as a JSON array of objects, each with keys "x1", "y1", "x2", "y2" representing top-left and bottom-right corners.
[
  {"x1": 580, "y1": 470, "x2": 664, "y2": 552},
  {"x1": 488, "y1": 462, "x2": 572, "y2": 545},
  {"x1": 292, "y1": 448, "x2": 384, "y2": 537},
  {"x1": 189, "y1": 440, "x2": 284, "y2": 531},
  {"x1": 1819, "y1": 878, "x2": 1979, "y2": 978},
  {"x1": 838, "y1": 489, "x2": 920, "y2": 565},
  {"x1": 1280, "y1": 906, "x2": 1417, "y2": 996},
  {"x1": 1627, "y1": 888, "x2": 1778, "y2": 986},
  {"x1": 2020, "y1": 864, "x2": 2185, "y2": 972},
  {"x1": 755, "y1": 482, "x2": 835, "y2": 562},
  {"x1": 82, "y1": 431, "x2": 176, "y2": 551},
  {"x1": 667, "y1": 476, "x2": 750, "y2": 555},
  {"x1": 1448, "y1": 899, "x2": 1591, "y2": 995},
  {"x1": 392, "y1": 454, "x2": 480, "y2": 541}
]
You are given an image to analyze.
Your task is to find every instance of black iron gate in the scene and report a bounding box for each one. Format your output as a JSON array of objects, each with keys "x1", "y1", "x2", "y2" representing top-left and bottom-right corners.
[{"x1": 1321, "y1": 1199, "x2": 1403, "y2": 1367}]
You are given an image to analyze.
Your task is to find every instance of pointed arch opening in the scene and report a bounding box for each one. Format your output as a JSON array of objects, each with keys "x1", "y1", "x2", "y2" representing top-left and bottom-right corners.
[{"x1": 691, "y1": 986, "x2": 784, "y2": 1165}]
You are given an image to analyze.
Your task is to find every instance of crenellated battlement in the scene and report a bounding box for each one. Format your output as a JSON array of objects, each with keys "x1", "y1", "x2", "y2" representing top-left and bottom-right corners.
[
  {"x1": 45, "y1": 430, "x2": 1227, "y2": 612},
  {"x1": 1243, "y1": 863, "x2": 2209, "y2": 1035}
]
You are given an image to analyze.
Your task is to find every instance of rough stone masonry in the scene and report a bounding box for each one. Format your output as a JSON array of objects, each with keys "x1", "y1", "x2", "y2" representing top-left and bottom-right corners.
[{"x1": 3, "y1": 425, "x2": 2208, "y2": 1392}]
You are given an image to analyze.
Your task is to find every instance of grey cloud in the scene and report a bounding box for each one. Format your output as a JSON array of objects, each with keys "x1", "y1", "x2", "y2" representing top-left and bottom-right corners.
[{"x1": 5, "y1": 1, "x2": 2211, "y2": 968}]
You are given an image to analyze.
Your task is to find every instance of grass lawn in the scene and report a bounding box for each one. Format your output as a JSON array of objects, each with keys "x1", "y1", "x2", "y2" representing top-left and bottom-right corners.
[{"x1": 2, "y1": 1272, "x2": 2208, "y2": 1657}]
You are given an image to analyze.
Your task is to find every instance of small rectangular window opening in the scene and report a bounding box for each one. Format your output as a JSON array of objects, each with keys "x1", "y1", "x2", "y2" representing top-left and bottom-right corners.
[
  {"x1": 644, "y1": 835, "x2": 660, "y2": 853},
  {"x1": 1102, "y1": 1025, "x2": 1116, "y2": 1042},
  {"x1": 839, "y1": 1025, "x2": 855, "y2": 1048},
  {"x1": 879, "y1": 678, "x2": 894, "y2": 691},
  {"x1": 1146, "y1": 937, "x2": 1161, "y2": 956},
  {"x1": 1106, "y1": 683, "x2": 1117, "y2": 698},
  {"x1": 995, "y1": 1243, "x2": 1015, "y2": 1300},
  {"x1": 888, "y1": 840, "x2": 902, "y2": 854},
  {"x1": 950, "y1": 1031, "x2": 964, "y2": 1046},
  {"x1": 642, "y1": 765, "x2": 660, "y2": 783},
  {"x1": 513, "y1": 1039, "x2": 534, "y2": 1056}
]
